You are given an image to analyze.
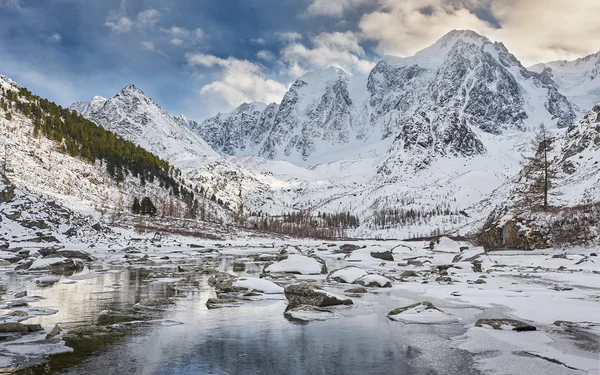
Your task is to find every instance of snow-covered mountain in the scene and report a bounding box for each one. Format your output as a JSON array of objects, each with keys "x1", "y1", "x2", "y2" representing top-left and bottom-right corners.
[
  {"x1": 186, "y1": 102, "x2": 279, "y2": 157},
  {"x1": 69, "y1": 85, "x2": 219, "y2": 169},
  {"x1": 190, "y1": 30, "x2": 576, "y2": 169},
  {"x1": 530, "y1": 51, "x2": 600, "y2": 114}
]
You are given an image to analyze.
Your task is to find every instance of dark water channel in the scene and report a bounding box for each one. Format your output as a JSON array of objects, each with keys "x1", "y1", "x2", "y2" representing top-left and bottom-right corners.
[{"x1": 2, "y1": 258, "x2": 481, "y2": 375}]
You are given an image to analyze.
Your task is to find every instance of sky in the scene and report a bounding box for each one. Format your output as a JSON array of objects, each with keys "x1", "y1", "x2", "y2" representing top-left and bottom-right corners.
[{"x1": 1, "y1": 0, "x2": 599, "y2": 121}]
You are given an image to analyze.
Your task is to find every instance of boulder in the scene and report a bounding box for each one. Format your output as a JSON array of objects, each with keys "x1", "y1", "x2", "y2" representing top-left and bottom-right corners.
[
  {"x1": 370, "y1": 250, "x2": 394, "y2": 261},
  {"x1": 208, "y1": 272, "x2": 246, "y2": 293},
  {"x1": 479, "y1": 216, "x2": 548, "y2": 251},
  {"x1": 206, "y1": 297, "x2": 241, "y2": 309},
  {"x1": 283, "y1": 305, "x2": 334, "y2": 323},
  {"x1": 232, "y1": 261, "x2": 246, "y2": 271},
  {"x1": 475, "y1": 318, "x2": 536, "y2": 331},
  {"x1": 284, "y1": 283, "x2": 353, "y2": 308},
  {"x1": 388, "y1": 302, "x2": 458, "y2": 324},
  {"x1": 0, "y1": 322, "x2": 43, "y2": 333},
  {"x1": 344, "y1": 287, "x2": 367, "y2": 294},
  {"x1": 136, "y1": 298, "x2": 175, "y2": 308},
  {"x1": 355, "y1": 274, "x2": 392, "y2": 288},
  {"x1": 57, "y1": 249, "x2": 94, "y2": 261}
]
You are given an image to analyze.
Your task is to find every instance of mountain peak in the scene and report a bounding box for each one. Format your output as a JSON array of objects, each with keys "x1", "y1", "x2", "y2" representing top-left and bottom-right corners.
[
  {"x1": 439, "y1": 29, "x2": 488, "y2": 43},
  {"x1": 297, "y1": 66, "x2": 348, "y2": 85},
  {"x1": 119, "y1": 84, "x2": 146, "y2": 97}
]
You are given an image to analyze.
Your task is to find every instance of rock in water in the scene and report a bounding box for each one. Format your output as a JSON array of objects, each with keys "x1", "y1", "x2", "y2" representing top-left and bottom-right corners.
[
  {"x1": 284, "y1": 283, "x2": 353, "y2": 308},
  {"x1": 58, "y1": 249, "x2": 94, "y2": 261},
  {"x1": 475, "y1": 318, "x2": 536, "y2": 331}
]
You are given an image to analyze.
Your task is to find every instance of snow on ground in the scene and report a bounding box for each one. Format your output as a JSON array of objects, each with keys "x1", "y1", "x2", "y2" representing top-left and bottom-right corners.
[{"x1": 1, "y1": 229, "x2": 598, "y2": 374}]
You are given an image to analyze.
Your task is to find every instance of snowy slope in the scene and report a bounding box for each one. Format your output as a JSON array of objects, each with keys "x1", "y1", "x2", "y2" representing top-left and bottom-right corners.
[
  {"x1": 69, "y1": 85, "x2": 219, "y2": 170},
  {"x1": 530, "y1": 51, "x2": 600, "y2": 114},
  {"x1": 550, "y1": 104, "x2": 600, "y2": 205}
]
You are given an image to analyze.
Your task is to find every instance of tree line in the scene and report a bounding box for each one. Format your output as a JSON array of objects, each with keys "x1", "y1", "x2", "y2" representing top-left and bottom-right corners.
[{"x1": 246, "y1": 210, "x2": 360, "y2": 239}]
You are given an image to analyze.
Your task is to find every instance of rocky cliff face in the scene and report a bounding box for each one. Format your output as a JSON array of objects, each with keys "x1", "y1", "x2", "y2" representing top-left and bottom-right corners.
[
  {"x1": 189, "y1": 30, "x2": 577, "y2": 170},
  {"x1": 187, "y1": 102, "x2": 279, "y2": 156}
]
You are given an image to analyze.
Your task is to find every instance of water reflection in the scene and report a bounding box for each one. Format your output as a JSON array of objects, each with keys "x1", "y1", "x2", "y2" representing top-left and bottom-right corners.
[{"x1": 2, "y1": 261, "x2": 481, "y2": 375}]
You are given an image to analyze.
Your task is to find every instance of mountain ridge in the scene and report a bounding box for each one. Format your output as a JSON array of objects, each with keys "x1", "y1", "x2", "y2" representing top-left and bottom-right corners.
[{"x1": 188, "y1": 29, "x2": 580, "y2": 170}]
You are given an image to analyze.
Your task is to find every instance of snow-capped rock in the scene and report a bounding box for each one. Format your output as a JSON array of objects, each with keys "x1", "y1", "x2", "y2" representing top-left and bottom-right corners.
[{"x1": 530, "y1": 51, "x2": 600, "y2": 114}]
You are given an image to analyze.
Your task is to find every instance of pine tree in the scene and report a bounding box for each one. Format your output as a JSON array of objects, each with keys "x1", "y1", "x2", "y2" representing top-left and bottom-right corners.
[
  {"x1": 140, "y1": 197, "x2": 157, "y2": 216},
  {"x1": 131, "y1": 197, "x2": 141, "y2": 214},
  {"x1": 517, "y1": 123, "x2": 556, "y2": 211}
]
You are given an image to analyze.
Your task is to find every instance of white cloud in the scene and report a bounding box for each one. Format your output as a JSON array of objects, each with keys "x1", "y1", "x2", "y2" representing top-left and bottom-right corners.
[
  {"x1": 161, "y1": 26, "x2": 204, "y2": 46},
  {"x1": 48, "y1": 33, "x2": 62, "y2": 42},
  {"x1": 280, "y1": 31, "x2": 375, "y2": 76},
  {"x1": 193, "y1": 28, "x2": 204, "y2": 39},
  {"x1": 256, "y1": 50, "x2": 276, "y2": 61},
  {"x1": 275, "y1": 31, "x2": 302, "y2": 42},
  {"x1": 137, "y1": 8, "x2": 160, "y2": 27},
  {"x1": 307, "y1": 0, "x2": 371, "y2": 17},
  {"x1": 186, "y1": 53, "x2": 288, "y2": 107},
  {"x1": 251, "y1": 37, "x2": 266, "y2": 45},
  {"x1": 0, "y1": 0, "x2": 22, "y2": 12},
  {"x1": 141, "y1": 41, "x2": 168, "y2": 57},
  {"x1": 356, "y1": 0, "x2": 600, "y2": 65},
  {"x1": 489, "y1": 0, "x2": 600, "y2": 64},
  {"x1": 359, "y1": 0, "x2": 493, "y2": 57},
  {"x1": 141, "y1": 41, "x2": 156, "y2": 51},
  {"x1": 105, "y1": 15, "x2": 133, "y2": 33}
]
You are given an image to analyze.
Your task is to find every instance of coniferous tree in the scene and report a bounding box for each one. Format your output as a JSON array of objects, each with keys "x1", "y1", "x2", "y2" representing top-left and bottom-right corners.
[
  {"x1": 131, "y1": 197, "x2": 141, "y2": 214},
  {"x1": 141, "y1": 197, "x2": 157, "y2": 216},
  {"x1": 517, "y1": 123, "x2": 556, "y2": 211}
]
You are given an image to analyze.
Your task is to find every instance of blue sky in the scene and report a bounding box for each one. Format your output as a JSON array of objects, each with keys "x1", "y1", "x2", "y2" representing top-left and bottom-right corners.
[{"x1": 1, "y1": 0, "x2": 599, "y2": 121}]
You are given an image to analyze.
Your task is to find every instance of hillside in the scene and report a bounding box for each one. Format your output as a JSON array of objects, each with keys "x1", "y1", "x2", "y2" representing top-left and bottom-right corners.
[
  {"x1": 480, "y1": 104, "x2": 600, "y2": 249},
  {"x1": 0, "y1": 75, "x2": 232, "y2": 226}
]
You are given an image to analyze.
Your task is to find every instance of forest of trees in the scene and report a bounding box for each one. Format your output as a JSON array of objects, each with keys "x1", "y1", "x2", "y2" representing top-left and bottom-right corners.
[
  {"x1": 131, "y1": 197, "x2": 157, "y2": 216},
  {"x1": 370, "y1": 205, "x2": 463, "y2": 229},
  {"x1": 246, "y1": 210, "x2": 360, "y2": 239}
]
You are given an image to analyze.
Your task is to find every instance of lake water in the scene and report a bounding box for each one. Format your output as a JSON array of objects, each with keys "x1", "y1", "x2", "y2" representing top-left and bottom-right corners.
[{"x1": 3, "y1": 260, "x2": 482, "y2": 375}]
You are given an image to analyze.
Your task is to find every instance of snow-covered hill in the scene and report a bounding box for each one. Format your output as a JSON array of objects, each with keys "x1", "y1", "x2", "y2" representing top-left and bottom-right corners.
[
  {"x1": 530, "y1": 51, "x2": 600, "y2": 114},
  {"x1": 191, "y1": 30, "x2": 576, "y2": 170},
  {"x1": 0, "y1": 75, "x2": 231, "y2": 225}
]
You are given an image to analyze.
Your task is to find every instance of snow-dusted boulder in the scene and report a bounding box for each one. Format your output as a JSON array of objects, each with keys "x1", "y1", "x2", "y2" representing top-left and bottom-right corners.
[
  {"x1": 264, "y1": 255, "x2": 327, "y2": 275},
  {"x1": 284, "y1": 283, "x2": 353, "y2": 307},
  {"x1": 388, "y1": 302, "x2": 459, "y2": 324},
  {"x1": 233, "y1": 277, "x2": 284, "y2": 294}
]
